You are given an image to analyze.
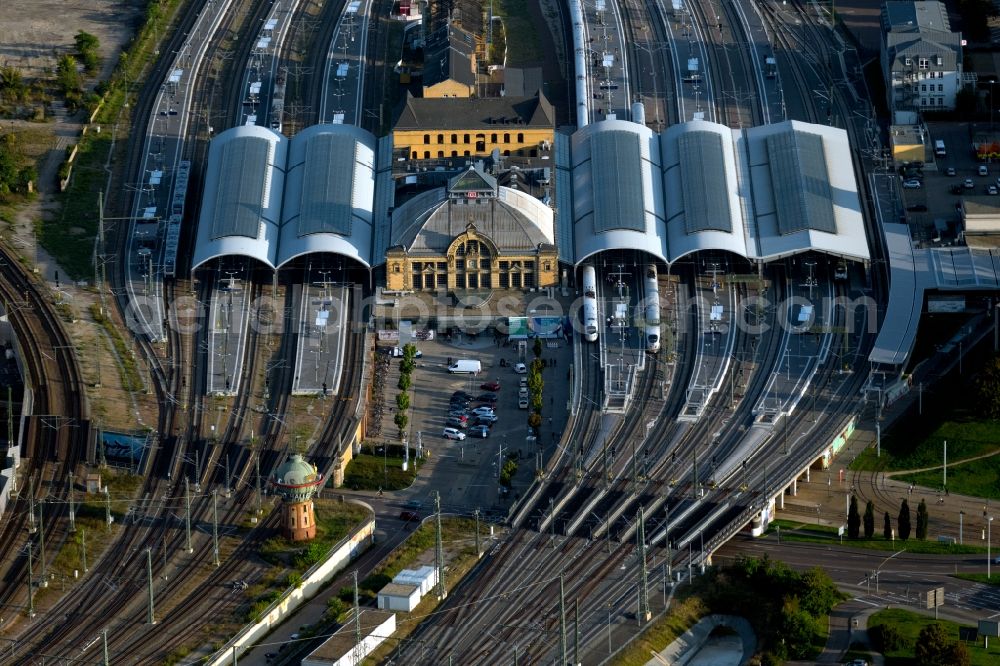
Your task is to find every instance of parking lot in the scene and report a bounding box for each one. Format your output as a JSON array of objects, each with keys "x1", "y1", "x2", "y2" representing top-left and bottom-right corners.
[
  {"x1": 374, "y1": 329, "x2": 573, "y2": 513},
  {"x1": 901, "y1": 122, "x2": 1000, "y2": 245}
]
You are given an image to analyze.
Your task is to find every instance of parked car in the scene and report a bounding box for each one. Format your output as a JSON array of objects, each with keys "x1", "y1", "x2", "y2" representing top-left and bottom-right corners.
[
  {"x1": 476, "y1": 392, "x2": 499, "y2": 402},
  {"x1": 442, "y1": 427, "x2": 466, "y2": 440},
  {"x1": 902, "y1": 178, "x2": 921, "y2": 189},
  {"x1": 472, "y1": 414, "x2": 498, "y2": 426},
  {"x1": 480, "y1": 380, "x2": 501, "y2": 392},
  {"x1": 445, "y1": 417, "x2": 468, "y2": 430},
  {"x1": 964, "y1": 178, "x2": 975, "y2": 189},
  {"x1": 945, "y1": 166, "x2": 956, "y2": 176},
  {"x1": 518, "y1": 396, "x2": 529, "y2": 409},
  {"x1": 446, "y1": 411, "x2": 469, "y2": 421},
  {"x1": 514, "y1": 363, "x2": 527, "y2": 374},
  {"x1": 988, "y1": 185, "x2": 998, "y2": 195},
  {"x1": 519, "y1": 377, "x2": 528, "y2": 388},
  {"x1": 979, "y1": 164, "x2": 989, "y2": 176},
  {"x1": 471, "y1": 406, "x2": 496, "y2": 417},
  {"x1": 519, "y1": 386, "x2": 529, "y2": 399},
  {"x1": 468, "y1": 425, "x2": 490, "y2": 438}
]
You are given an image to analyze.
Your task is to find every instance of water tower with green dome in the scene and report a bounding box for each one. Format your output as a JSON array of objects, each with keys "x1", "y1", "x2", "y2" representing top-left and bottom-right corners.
[{"x1": 270, "y1": 453, "x2": 324, "y2": 541}]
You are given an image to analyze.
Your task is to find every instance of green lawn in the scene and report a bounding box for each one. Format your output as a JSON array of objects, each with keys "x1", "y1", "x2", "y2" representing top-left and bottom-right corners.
[
  {"x1": 895, "y1": 452, "x2": 1000, "y2": 500},
  {"x1": 768, "y1": 519, "x2": 988, "y2": 554},
  {"x1": 952, "y1": 573, "x2": 1000, "y2": 587},
  {"x1": 494, "y1": 0, "x2": 544, "y2": 65},
  {"x1": 342, "y1": 447, "x2": 423, "y2": 491},
  {"x1": 869, "y1": 608, "x2": 1000, "y2": 665},
  {"x1": 850, "y1": 415, "x2": 1000, "y2": 473}
]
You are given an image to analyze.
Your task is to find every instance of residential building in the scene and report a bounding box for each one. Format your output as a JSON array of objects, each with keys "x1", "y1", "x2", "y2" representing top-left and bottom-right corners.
[{"x1": 881, "y1": 1, "x2": 963, "y2": 116}]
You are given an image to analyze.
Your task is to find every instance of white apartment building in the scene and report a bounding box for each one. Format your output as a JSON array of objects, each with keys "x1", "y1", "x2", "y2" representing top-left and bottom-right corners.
[{"x1": 881, "y1": 1, "x2": 963, "y2": 116}]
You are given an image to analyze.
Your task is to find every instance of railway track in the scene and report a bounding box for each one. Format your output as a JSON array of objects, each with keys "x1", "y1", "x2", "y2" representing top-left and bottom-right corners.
[{"x1": 0, "y1": 250, "x2": 89, "y2": 631}]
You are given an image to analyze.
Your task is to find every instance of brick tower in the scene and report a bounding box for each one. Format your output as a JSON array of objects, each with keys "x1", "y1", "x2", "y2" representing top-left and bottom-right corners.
[{"x1": 270, "y1": 454, "x2": 323, "y2": 541}]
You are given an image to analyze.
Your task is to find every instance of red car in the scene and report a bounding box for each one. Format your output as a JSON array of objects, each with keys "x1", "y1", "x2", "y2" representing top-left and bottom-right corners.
[{"x1": 480, "y1": 380, "x2": 501, "y2": 392}]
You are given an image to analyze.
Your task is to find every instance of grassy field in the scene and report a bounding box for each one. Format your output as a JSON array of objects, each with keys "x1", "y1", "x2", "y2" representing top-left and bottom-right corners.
[
  {"x1": 850, "y1": 414, "x2": 1000, "y2": 473},
  {"x1": 895, "y1": 452, "x2": 1000, "y2": 500},
  {"x1": 952, "y1": 573, "x2": 1000, "y2": 586},
  {"x1": 342, "y1": 448, "x2": 423, "y2": 491},
  {"x1": 768, "y1": 519, "x2": 988, "y2": 554},
  {"x1": 494, "y1": 0, "x2": 544, "y2": 65},
  {"x1": 614, "y1": 596, "x2": 708, "y2": 666},
  {"x1": 259, "y1": 499, "x2": 371, "y2": 570},
  {"x1": 868, "y1": 608, "x2": 1000, "y2": 665}
]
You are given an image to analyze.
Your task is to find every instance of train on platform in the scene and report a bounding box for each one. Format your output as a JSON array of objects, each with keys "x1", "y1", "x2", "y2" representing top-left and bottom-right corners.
[
  {"x1": 582, "y1": 264, "x2": 598, "y2": 342},
  {"x1": 644, "y1": 263, "x2": 661, "y2": 352}
]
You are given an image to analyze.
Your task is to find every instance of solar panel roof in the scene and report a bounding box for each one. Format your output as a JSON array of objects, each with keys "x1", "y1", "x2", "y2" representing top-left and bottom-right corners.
[
  {"x1": 298, "y1": 133, "x2": 356, "y2": 237},
  {"x1": 590, "y1": 130, "x2": 645, "y2": 233},
  {"x1": 766, "y1": 131, "x2": 836, "y2": 235},
  {"x1": 211, "y1": 137, "x2": 270, "y2": 240},
  {"x1": 678, "y1": 131, "x2": 732, "y2": 233}
]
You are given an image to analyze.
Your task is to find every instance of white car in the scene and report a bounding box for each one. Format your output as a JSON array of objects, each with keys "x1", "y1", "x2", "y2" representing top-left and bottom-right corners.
[
  {"x1": 519, "y1": 387, "x2": 529, "y2": 399},
  {"x1": 442, "y1": 427, "x2": 466, "y2": 441},
  {"x1": 514, "y1": 363, "x2": 527, "y2": 374},
  {"x1": 471, "y1": 406, "x2": 496, "y2": 417},
  {"x1": 518, "y1": 396, "x2": 529, "y2": 409},
  {"x1": 979, "y1": 164, "x2": 989, "y2": 176},
  {"x1": 901, "y1": 178, "x2": 921, "y2": 189},
  {"x1": 989, "y1": 185, "x2": 998, "y2": 195}
]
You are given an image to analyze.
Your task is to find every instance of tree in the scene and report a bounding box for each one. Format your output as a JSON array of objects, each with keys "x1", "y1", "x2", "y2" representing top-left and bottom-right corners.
[
  {"x1": 898, "y1": 499, "x2": 912, "y2": 540},
  {"x1": 916, "y1": 623, "x2": 963, "y2": 666},
  {"x1": 863, "y1": 500, "x2": 875, "y2": 539},
  {"x1": 798, "y1": 567, "x2": 841, "y2": 617},
  {"x1": 0, "y1": 66, "x2": 26, "y2": 102},
  {"x1": 883, "y1": 511, "x2": 892, "y2": 540},
  {"x1": 974, "y1": 354, "x2": 1000, "y2": 419},
  {"x1": 56, "y1": 55, "x2": 81, "y2": 96},
  {"x1": 847, "y1": 495, "x2": 861, "y2": 539},
  {"x1": 397, "y1": 373, "x2": 411, "y2": 391},
  {"x1": 916, "y1": 498, "x2": 929, "y2": 540},
  {"x1": 393, "y1": 410, "x2": 408, "y2": 438},
  {"x1": 532, "y1": 337, "x2": 542, "y2": 359},
  {"x1": 74, "y1": 31, "x2": 100, "y2": 75},
  {"x1": 395, "y1": 392, "x2": 410, "y2": 411}
]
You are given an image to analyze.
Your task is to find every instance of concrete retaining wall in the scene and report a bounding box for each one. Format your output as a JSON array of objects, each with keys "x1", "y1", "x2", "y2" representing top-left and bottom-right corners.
[{"x1": 205, "y1": 515, "x2": 375, "y2": 666}]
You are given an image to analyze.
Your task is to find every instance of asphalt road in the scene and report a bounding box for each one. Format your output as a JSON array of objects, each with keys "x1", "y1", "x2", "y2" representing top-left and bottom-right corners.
[{"x1": 716, "y1": 535, "x2": 1000, "y2": 625}]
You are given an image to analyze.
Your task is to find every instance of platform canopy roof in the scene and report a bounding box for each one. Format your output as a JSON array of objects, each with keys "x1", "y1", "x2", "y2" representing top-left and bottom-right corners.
[{"x1": 563, "y1": 118, "x2": 871, "y2": 265}]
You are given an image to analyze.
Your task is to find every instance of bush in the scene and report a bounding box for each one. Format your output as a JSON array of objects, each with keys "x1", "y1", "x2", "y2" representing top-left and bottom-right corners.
[
  {"x1": 398, "y1": 373, "x2": 411, "y2": 391},
  {"x1": 870, "y1": 623, "x2": 904, "y2": 652},
  {"x1": 396, "y1": 392, "x2": 410, "y2": 411}
]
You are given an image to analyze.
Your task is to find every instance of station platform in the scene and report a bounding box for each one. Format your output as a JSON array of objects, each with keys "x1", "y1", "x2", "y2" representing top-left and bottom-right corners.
[{"x1": 293, "y1": 283, "x2": 347, "y2": 395}]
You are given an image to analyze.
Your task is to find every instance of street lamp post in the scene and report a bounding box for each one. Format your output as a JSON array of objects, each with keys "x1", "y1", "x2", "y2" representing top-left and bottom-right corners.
[{"x1": 989, "y1": 516, "x2": 994, "y2": 580}]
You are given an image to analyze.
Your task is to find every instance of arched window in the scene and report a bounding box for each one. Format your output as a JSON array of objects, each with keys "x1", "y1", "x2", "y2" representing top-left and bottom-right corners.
[
  {"x1": 491, "y1": 133, "x2": 497, "y2": 143},
  {"x1": 411, "y1": 151, "x2": 417, "y2": 159},
  {"x1": 517, "y1": 132, "x2": 524, "y2": 143},
  {"x1": 438, "y1": 134, "x2": 444, "y2": 144},
  {"x1": 503, "y1": 133, "x2": 510, "y2": 143},
  {"x1": 464, "y1": 134, "x2": 470, "y2": 144},
  {"x1": 451, "y1": 133, "x2": 458, "y2": 143},
  {"x1": 423, "y1": 134, "x2": 430, "y2": 144},
  {"x1": 438, "y1": 150, "x2": 444, "y2": 158}
]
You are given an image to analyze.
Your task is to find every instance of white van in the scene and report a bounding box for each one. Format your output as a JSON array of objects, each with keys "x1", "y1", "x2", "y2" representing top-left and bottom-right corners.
[{"x1": 448, "y1": 359, "x2": 481, "y2": 374}]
